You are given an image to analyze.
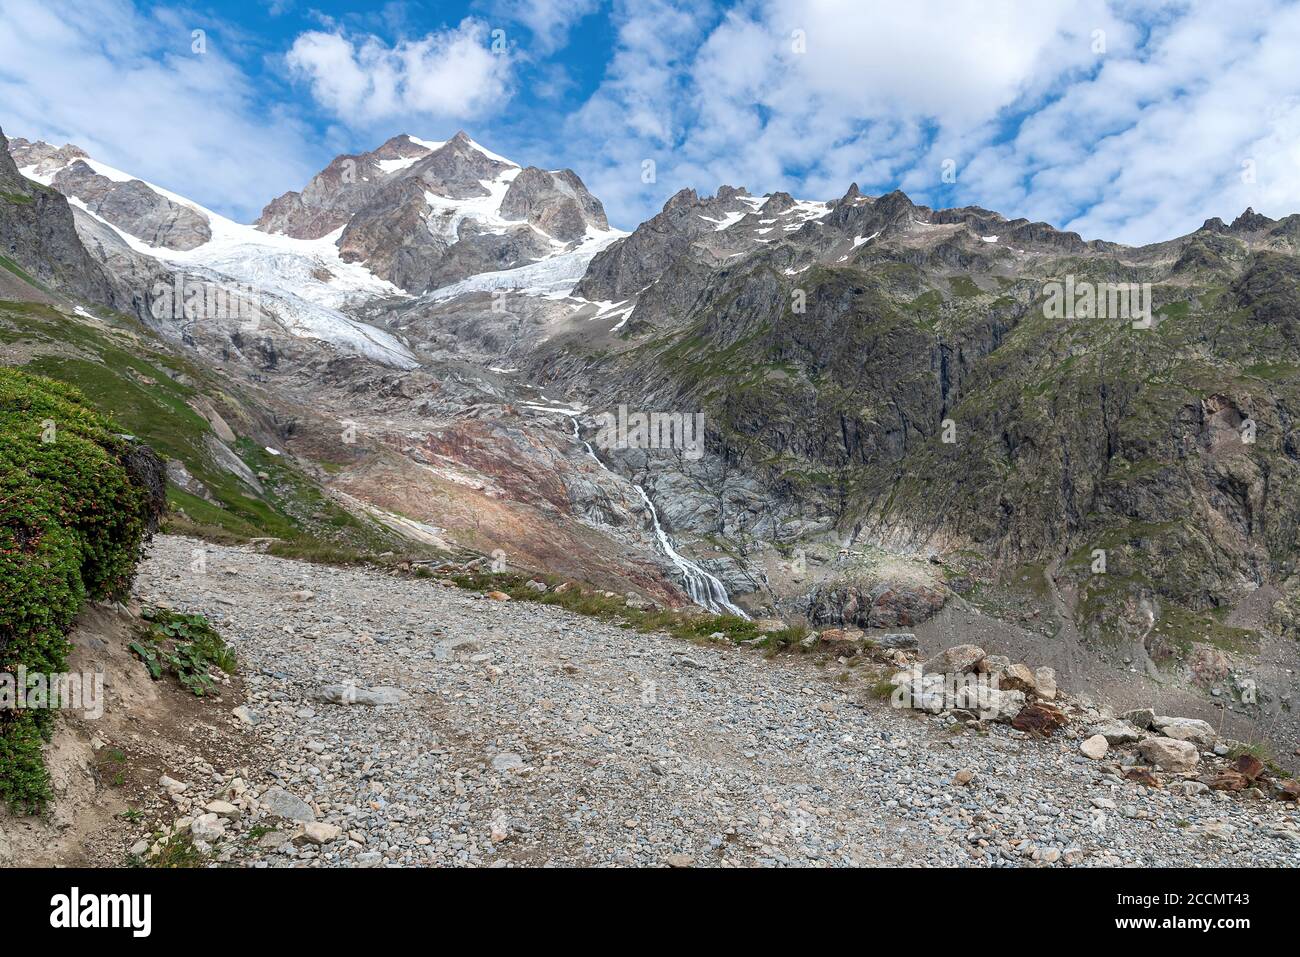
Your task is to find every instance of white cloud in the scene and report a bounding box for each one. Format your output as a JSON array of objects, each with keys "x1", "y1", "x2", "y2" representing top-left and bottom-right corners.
[
  {"x1": 0, "y1": 0, "x2": 316, "y2": 223},
  {"x1": 569, "y1": 0, "x2": 1300, "y2": 244},
  {"x1": 286, "y1": 19, "x2": 514, "y2": 125},
  {"x1": 493, "y1": 0, "x2": 600, "y2": 53}
]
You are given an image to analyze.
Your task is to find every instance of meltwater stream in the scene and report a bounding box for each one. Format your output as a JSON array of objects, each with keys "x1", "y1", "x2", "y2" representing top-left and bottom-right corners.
[{"x1": 571, "y1": 419, "x2": 748, "y2": 618}]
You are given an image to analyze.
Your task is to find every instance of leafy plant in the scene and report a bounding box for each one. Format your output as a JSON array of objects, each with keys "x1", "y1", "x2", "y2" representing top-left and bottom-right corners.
[{"x1": 131, "y1": 607, "x2": 236, "y2": 696}]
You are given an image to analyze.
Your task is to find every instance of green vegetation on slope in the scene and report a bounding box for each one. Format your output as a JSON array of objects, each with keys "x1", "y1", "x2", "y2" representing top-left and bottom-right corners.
[{"x1": 0, "y1": 368, "x2": 163, "y2": 812}]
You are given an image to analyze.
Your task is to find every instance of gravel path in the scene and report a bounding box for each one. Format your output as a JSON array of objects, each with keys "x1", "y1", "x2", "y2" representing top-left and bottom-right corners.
[{"x1": 133, "y1": 535, "x2": 1300, "y2": 867}]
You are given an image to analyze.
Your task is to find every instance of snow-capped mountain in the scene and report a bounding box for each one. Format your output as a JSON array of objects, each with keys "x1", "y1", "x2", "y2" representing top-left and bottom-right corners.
[{"x1": 5, "y1": 131, "x2": 625, "y2": 368}]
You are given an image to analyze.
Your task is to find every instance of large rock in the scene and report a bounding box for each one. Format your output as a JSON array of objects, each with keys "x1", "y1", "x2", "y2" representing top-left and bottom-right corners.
[
  {"x1": 818, "y1": 627, "x2": 863, "y2": 655},
  {"x1": 922, "y1": 644, "x2": 986, "y2": 675},
  {"x1": 1120, "y1": 708, "x2": 1158, "y2": 730},
  {"x1": 1138, "y1": 737, "x2": 1200, "y2": 772},
  {"x1": 998, "y1": 663, "x2": 1038, "y2": 694},
  {"x1": 809, "y1": 574, "x2": 947, "y2": 630},
  {"x1": 1088, "y1": 719, "x2": 1143, "y2": 745},
  {"x1": 976, "y1": 654, "x2": 1011, "y2": 677},
  {"x1": 1153, "y1": 716, "x2": 1216, "y2": 748},
  {"x1": 1033, "y1": 667, "x2": 1057, "y2": 701}
]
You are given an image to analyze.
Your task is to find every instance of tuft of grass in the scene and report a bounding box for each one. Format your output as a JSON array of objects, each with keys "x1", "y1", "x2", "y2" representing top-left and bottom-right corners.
[
  {"x1": 436, "y1": 567, "x2": 812, "y2": 647},
  {"x1": 130, "y1": 832, "x2": 206, "y2": 868}
]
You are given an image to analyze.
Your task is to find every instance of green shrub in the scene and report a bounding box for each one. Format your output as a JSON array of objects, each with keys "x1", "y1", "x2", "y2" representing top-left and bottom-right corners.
[{"x1": 0, "y1": 367, "x2": 163, "y2": 812}]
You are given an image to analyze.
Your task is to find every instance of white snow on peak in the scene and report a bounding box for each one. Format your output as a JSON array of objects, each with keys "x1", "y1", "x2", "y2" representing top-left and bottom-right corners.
[
  {"x1": 405, "y1": 135, "x2": 446, "y2": 152},
  {"x1": 33, "y1": 149, "x2": 418, "y2": 368},
  {"x1": 407, "y1": 133, "x2": 517, "y2": 166},
  {"x1": 463, "y1": 136, "x2": 518, "y2": 167},
  {"x1": 981, "y1": 235, "x2": 999, "y2": 243}
]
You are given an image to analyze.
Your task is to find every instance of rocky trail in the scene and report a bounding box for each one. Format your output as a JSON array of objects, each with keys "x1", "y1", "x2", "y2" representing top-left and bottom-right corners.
[{"x1": 111, "y1": 535, "x2": 1300, "y2": 867}]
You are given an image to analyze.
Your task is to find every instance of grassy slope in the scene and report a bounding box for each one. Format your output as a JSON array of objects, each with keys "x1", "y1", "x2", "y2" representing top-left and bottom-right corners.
[{"x1": 0, "y1": 298, "x2": 430, "y2": 561}]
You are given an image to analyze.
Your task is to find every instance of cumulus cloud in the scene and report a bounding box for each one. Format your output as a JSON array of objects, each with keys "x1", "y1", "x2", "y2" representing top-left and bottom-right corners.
[
  {"x1": 286, "y1": 19, "x2": 514, "y2": 125},
  {"x1": 569, "y1": 0, "x2": 1300, "y2": 244},
  {"x1": 0, "y1": 0, "x2": 316, "y2": 223}
]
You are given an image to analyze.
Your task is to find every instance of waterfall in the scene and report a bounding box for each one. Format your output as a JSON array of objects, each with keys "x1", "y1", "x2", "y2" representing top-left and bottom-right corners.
[{"x1": 571, "y1": 419, "x2": 748, "y2": 618}]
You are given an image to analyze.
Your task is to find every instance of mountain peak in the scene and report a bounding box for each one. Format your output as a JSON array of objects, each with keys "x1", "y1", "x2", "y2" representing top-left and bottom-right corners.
[{"x1": 1231, "y1": 206, "x2": 1275, "y2": 232}]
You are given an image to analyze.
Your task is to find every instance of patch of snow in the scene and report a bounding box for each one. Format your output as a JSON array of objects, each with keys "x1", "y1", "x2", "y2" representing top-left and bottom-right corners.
[
  {"x1": 423, "y1": 229, "x2": 626, "y2": 301},
  {"x1": 405, "y1": 135, "x2": 446, "y2": 152},
  {"x1": 377, "y1": 155, "x2": 420, "y2": 174},
  {"x1": 981, "y1": 235, "x2": 999, "y2": 243},
  {"x1": 699, "y1": 210, "x2": 746, "y2": 231}
]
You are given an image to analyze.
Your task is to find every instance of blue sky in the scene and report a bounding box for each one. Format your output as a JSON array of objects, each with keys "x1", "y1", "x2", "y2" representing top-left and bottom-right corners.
[{"x1": 3, "y1": 0, "x2": 1300, "y2": 244}]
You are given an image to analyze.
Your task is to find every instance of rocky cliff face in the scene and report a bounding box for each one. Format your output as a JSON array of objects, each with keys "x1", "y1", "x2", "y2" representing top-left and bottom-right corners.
[{"x1": 0, "y1": 127, "x2": 112, "y2": 303}]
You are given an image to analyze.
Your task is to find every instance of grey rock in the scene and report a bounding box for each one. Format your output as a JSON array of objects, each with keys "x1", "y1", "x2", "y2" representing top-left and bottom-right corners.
[{"x1": 260, "y1": 787, "x2": 316, "y2": 822}]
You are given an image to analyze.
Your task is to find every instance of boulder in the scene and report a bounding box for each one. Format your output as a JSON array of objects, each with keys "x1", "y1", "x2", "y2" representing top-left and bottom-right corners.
[
  {"x1": 976, "y1": 654, "x2": 1011, "y2": 676},
  {"x1": 314, "y1": 684, "x2": 407, "y2": 706},
  {"x1": 876, "y1": 632, "x2": 920, "y2": 651},
  {"x1": 999, "y1": 663, "x2": 1038, "y2": 694},
  {"x1": 922, "y1": 644, "x2": 986, "y2": 675},
  {"x1": 1010, "y1": 702, "x2": 1068, "y2": 735},
  {"x1": 1033, "y1": 667, "x2": 1058, "y2": 700},
  {"x1": 301, "y1": 822, "x2": 341, "y2": 845},
  {"x1": 1153, "y1": 716, "x2": 1216, "y2": 748},
  {"x1": 1138, "y1": 737, "x2": 1200, "y2": 772},
  {"x1": 818, "y1": 628, "x2": 863, "y2": 655},
  {"x1": 190, "y1": 813, "x2": 225, "y2": 842},
  {"x1": 1088, "y1": 720, "x2": 1143, "y2": 745}
]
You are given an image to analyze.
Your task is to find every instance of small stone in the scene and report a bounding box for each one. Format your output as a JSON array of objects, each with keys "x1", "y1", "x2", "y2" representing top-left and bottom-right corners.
[
  {"x1": 190, "y1": 813, "x2": 225, "y2": 842},
  {"x1": 301, "y1": 822, "x2": 341, "y2": 845},
  {"x1": 1080, "y1": 734, "x2": 1109, "y2": 760},
  {"x1": 204, "y1": 799, "x2": 240, "y2": 819},
  {"x1": 486, "y1": 591, "x2": 511, "y2": 601},
  {"x1": 1033, "y1": 667, "x2": 1057, "y2": 700},
  {"x1": 231, "y1": 705, "x2": 261, "y2": 725},
  {"x1": 953, "y1": 769, "x2": 976, "y2": 786},
  {"x1": 159, "y1": 775, "x2": 188, "y2": 793},
  {"x1": 491, "y1": 752, "x2": 525, "y2": 772},
  {"x1": 665, "y1": 853, "x2": 694, "y2": 868},
  {"x1": 525, "y1": 580, "x2": 547, "y2": 593}
]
